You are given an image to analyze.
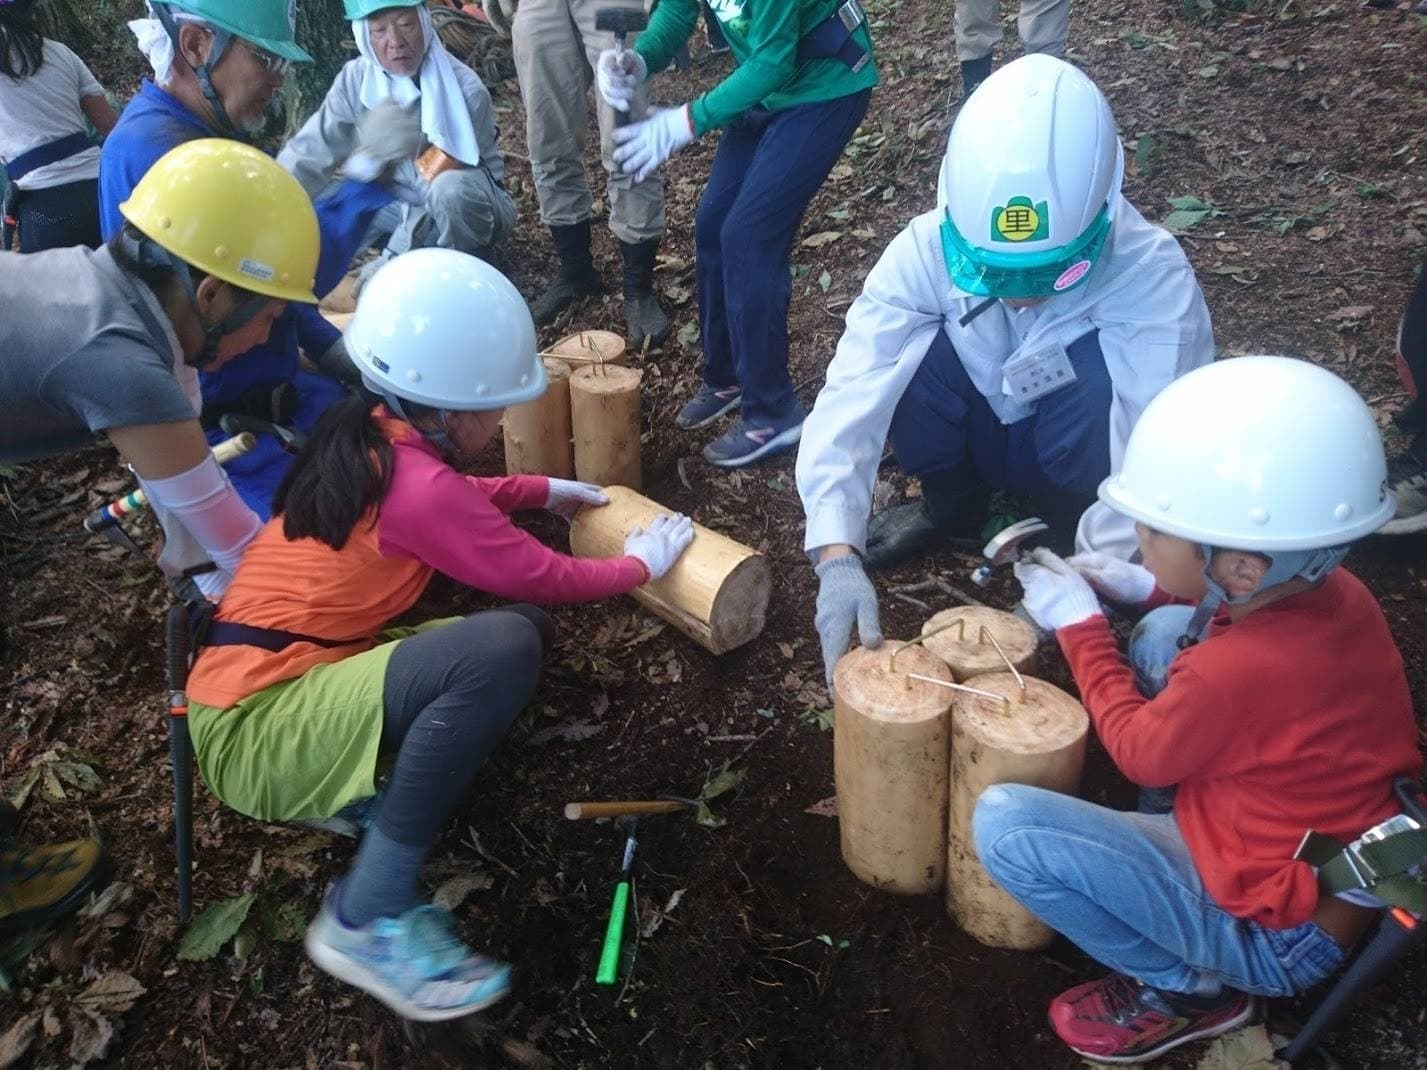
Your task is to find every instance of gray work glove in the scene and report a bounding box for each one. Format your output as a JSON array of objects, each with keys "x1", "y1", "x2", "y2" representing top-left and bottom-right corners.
[
  {"x1": 814, "y1": 554, "x2": 883, "y2": 687},
  {"x1": 623, "y1": 513, "x2": 695, "y2": 580},
  {"x1": 345, "y1": 101, "x2": 422, "y2": 186},
  {"x1": 315, "y1": 336, "x2": 363, "y2": 387}
]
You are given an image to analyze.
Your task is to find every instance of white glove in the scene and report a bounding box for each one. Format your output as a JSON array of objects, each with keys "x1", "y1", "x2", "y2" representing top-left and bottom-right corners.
[
  {"x1": 346, "y1": 101, "x2": 422, "y2": 184},
  {"x1": 624, "y1": 513, "x2": 695, "y2": 580},
  {"x1": 1067, "y1": 551, "x2": 1157, "y2": 606},
  {"x1": 612, "y1": 105, "x2": 695, "y2": 183},
  {"x1": 1013, "y1": 548, "x2": 1104, "y2": 632},
  {"x1": 545, "y1": 478, "x2": 608, "y2": 522},
  {"x1": 597, "y1": 48, "x2": 647, "y2": 113}
]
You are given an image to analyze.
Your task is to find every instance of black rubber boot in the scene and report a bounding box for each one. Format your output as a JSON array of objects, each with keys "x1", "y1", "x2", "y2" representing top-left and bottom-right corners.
[
  {"x1": 530, "y1": 221, "x2": 604, "y2": 327},
  {"x1": 619, "y1": 238, "x2": 671, "y2": 350},
  {"x1": 961, "y1": 55, "x2": 993, "y2": 98},
  {"x1": 863, "y1": 500, "x2": 984, "y2": 572}
]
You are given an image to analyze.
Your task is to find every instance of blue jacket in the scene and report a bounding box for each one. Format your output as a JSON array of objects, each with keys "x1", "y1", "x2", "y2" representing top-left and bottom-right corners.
[{"x1": 98, "y1": 81, "x2": 391, "y2": 516}]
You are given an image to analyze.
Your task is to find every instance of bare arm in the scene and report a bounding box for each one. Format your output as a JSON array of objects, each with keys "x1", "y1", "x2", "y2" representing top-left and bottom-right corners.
[
  {"x1": 105, "y1": 420, "x2": 214, "y2": 480},
  {"x1": 81, "y1": 93, "x2": 118, "y2": 138}
]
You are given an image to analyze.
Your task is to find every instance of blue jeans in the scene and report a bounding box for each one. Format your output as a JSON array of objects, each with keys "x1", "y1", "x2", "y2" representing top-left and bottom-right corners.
[
  {"x1": 973, "y1": 785, "x2": 1347, "y2": 996},
  {"x1": 888, "y1": 329, "x2": 1112, "y2": 530},
  {"x1": 971, "y1": 607, "x2": 1348, "y2": 997},
  {"x1": 695, "y1": 91, "x2": 871, "y2": 424}
]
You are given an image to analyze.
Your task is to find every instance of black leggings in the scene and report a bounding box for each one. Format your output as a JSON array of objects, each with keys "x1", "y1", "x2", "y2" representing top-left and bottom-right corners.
[
  {"x1": 374, "y1": 605, "x2": 554, "y2": 849},
  {"x1": 14, "y1": 178, "x2": 101, "y2": 252},
  {"x1": 1395, "y1": 251, "x2": 1427, "y2": 434}
]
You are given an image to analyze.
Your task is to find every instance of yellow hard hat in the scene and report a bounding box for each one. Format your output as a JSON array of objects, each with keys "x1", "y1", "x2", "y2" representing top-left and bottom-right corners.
[{"x1": 119, "y1": 139, "x2": 320, "y2": 304}]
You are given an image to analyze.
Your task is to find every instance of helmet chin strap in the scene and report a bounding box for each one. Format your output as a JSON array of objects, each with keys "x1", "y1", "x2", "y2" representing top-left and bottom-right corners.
[
  {"x1": 152, "y1": 5, "x2": 248, "y2": 142},
  {"x1": 379, "y1": 392, "x2": 456, "y2": 451},
  {"x1": 120, "y1": 231, "x2": 270, "y2": 368},
  {"x1": 1178, "y1": 544, "x2": 1350, "y2": 648}
]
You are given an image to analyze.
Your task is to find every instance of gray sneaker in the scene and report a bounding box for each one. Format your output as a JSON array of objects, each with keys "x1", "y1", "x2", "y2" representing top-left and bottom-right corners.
[{"x1": 1380, "y1": 446, "x2": 1427, "y2": 535}]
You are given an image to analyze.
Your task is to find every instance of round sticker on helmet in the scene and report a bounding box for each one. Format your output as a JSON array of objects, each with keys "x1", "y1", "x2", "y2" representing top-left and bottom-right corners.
[{"x1": 1053, "y1": 260, "x2": 1092, "y2": 292}]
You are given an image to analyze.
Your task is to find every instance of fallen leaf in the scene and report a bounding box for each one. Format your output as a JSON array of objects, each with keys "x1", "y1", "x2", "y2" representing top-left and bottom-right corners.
[
  {"x1": 804, "y1": 795, "x2": 839, "y2": 817},
  {"x1": 676, "y1": 322, "x2": 700, "y2": 348},
  {"x1": 42, "y1": 1007, "x2": 61, "y2": 1038},
  {"x1": 261, "y1": 899, "x2": 307, "y2": 943},
  {"x1": 78, "y1": 882, "x2": 133, "y2": 919},
  {"x1": 1210, "y1": 264, "x2": 1250, "y2": 275},
  {"x1": 432, "y1": 872, "x2": 495, "y2": 911},
  {"x1": 701, "y1": 767, "x2": 746, "y2": 801},
  {"x1": 177, "y1": 893, "x2": 257, "y2": 962},
  {"x1": 640, "y1": 888, "x2": 686, "y2": 938},
  {"x1": 1328, "y1": 305, "x2": 1373, "y2": 321},
  {"x1": 1305, "y1": 225, "x2": 1330, "y2": 242},
  {"x1": 66, "y1": 1007, "x2": 114, "y2": 1065},
  {"x1": 75, "y1": 970, "x2": 146, "y2": 1015},
  {"x1": 818, "y1": 270, "x2": 832, "y2": 293},
  {"x1": 0, "y1": 1012, "x2": 39, "y2": 1070},
  {"x1": 528, "y1": 721, "x2": 605, "y2": 746},
  {"x1": 800, "y1": 230, "x2": 844, "y2": 249},
  {"x1": 777, "y1": 642, "x2": 795, "y2": 659}
]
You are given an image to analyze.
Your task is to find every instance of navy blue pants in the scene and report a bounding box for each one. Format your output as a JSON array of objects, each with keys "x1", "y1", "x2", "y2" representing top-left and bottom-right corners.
[
  {"x1": 889, "y1": 328, "x2": 1113, "y2": 530},
  {"x1": 694, "y1": 89, "x2": 871, "y2": 425},
  {"x1": 14, "y1": 179, "x2": 102, "y2": 251}
]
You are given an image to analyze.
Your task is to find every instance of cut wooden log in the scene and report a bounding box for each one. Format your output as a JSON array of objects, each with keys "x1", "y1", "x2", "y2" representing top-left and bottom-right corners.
[
  {"x1": 319, "y1": 273, "x2": 358, "y2": 314},
  {"x1": 570, "y1": 364, "x2": 642, "y2": 490},
  {"x1": 320, "y1": 310, "x2": 353, "y2": 333},
  {"x1": 921, "y1": 607, "x2": 1039, "y2": 681},
  {"x1": 568, "y1": 486, "x2": 769, "y2": 654},
  {"x1": 834, "y1": 644, "x2": 955, "y2": 895},
  {"x1": 945, "y1": 672, "x2": 1089, "y2": 949},
  {"x1": 503, "y1": 358, "x2": 574, "y2": 478},
  {"x1": 546, "y1": 330, "x2": 628, "y2": 367}
]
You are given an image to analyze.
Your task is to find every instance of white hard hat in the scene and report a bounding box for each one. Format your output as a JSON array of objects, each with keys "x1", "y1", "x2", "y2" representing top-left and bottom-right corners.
[
  {"x1": 1099, "y1": 356, "x2": 1393, "y2": 552},
  {"x1": 937, "y1": 54, "x2": 1124, "y2": 299},
  {"x1": 347, "y1": 248, "x2": 545, "y2": 411}
]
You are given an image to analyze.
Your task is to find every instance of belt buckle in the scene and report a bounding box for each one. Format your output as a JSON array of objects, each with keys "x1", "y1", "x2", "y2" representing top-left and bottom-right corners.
[
  {"x1": 1343, "y1": 841, "x2": 1379, "y2": 888},
  {"x1": 1359, "y1": 813, "x2": 1420, "y2": 844},
  {"x1": 837, "y1": 0, "x2": 865, "y2": 31}
]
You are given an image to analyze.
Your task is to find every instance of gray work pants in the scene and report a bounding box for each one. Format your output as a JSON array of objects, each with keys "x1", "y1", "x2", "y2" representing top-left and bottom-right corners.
[
  {"x1": 953, "y1": 0, "x2": 1069, "y2": 62},
  {"x1": 511, "y1": 0, "x2": 666, "y2": 244}
]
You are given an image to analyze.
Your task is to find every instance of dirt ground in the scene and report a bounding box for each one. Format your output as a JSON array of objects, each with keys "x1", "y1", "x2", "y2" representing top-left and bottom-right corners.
[{"x1": 4, "y1": 0, "x2": 1427, "y2": 1067}]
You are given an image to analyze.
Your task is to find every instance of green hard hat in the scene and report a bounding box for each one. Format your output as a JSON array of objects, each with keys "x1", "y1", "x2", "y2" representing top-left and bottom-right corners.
[
  {"x1": 343, "y1": 0, "x2": 424, "y2": 20},
  {"x1": 155, "y1": 0, "x2": 313, "y2": 63}
]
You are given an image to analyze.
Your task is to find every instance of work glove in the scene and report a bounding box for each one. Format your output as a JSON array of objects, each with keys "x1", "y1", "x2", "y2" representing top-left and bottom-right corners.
[
  {"x1": 481, "y1": 0, "x2": 516, "y2": 37},
  {"x1": 624, "y1": 513, "x2": 695, "y2": 580},
  {"x1": 346, "y1": 101, "x2": 422, "y2": 187},
  {"x1": 1013, "y1": 548, "x2": 1104, "y2": 632},
  {"x1": 612, "y1": 105, "x2": 695, "y2": 183},
  {"x1": 315, "y1": 336, "x2": 363, "y2": 388},
  {"x1": 1067, "y1": 551, "x2": 1157, "y2": 606},
  {"x1": 814, "y1": 554, "x2": 883, "y2": 688},
  {"x1": 545, "y1": 478, "x2": 609, "y2": 522},
  {"x1": 596, "y1": 48, "x2": 647, "y2": 113}
]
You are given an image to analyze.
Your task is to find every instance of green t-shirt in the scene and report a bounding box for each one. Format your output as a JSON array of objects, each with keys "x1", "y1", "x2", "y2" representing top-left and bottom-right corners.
[{"x1": 635, "y1": 0, "x2": 879, "y2": 136}]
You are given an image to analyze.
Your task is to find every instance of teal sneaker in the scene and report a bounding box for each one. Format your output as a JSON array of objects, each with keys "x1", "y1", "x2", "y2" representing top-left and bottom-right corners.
[{"x1": 304, "y1": 884, "x2": 512, "y2": 1022}]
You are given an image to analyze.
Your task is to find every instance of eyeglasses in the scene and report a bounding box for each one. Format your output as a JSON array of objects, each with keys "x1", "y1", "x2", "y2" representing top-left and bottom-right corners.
[{"x1": 235, "y1": 38, "x2": 291, "y2": 76}]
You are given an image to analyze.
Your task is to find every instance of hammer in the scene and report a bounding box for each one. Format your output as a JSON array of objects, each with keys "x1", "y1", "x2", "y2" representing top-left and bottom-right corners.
[{"x1": 594, "y1": 5, "x2": 648, "y2": 126}]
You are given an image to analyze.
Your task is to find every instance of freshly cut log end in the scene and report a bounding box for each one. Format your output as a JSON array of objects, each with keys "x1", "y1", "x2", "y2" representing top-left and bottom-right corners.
[
  {"x1": 921, "y1": 607, "x2": 1038, "y2": 681},
  {"x1": 568, "y1": 486, "x2": 769, "y2": 654},
  {"x1": 834, "y1": 644, "x2": 954, "y2": 896},
  {"x1": 946, "y1": 673, "x2": 1089, "y2": 950},
  {"x1": 503, "y1": 358, "x2": 574, "y2": 478},
  {"x1": 570, "y1": 364, "x2": 642, "y2": 490},
  {"x1": 549, "y1": 330, "x2": 628, "y2": 367}
]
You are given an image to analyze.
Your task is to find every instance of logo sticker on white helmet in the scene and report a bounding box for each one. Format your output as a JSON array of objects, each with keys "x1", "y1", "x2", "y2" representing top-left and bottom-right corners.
[
  {"x1": 991, "y1": 196, "x2": 1049, "y2": 242},
  {"x1": 1053, "y1": 260, "x2": 1092, "y2": 292}
]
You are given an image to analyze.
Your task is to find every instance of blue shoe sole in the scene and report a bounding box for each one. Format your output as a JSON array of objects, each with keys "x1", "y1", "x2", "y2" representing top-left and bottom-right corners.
[{"x1": 703, "y1": 423, "x2": 802, "y2": 468}]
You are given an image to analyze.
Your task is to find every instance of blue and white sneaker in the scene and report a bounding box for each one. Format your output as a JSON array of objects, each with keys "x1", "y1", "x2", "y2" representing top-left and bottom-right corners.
[
  {"x1": 304, "y1": 883, "x2": 512, "y2": 1022},
  {"x1": 675, "y1": 383, "x2": 743, "y2": 430},
  {"x1": 702, "y1": 410, "x2": 804, "y2": 468}
]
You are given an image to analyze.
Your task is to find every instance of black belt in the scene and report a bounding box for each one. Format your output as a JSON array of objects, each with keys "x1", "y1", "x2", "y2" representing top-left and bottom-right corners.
[
  {"x1": 188, "y1": 600, "x2": 362, "y2": 654},
  {"x1": 796, "y1": 0, "x2": 872, "y2": 73}
]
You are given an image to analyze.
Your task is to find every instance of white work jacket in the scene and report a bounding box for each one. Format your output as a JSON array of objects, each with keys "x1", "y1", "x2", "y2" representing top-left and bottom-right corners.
[{"x1": 796, "y1": 197, "x2": 1214, "y2": 561}]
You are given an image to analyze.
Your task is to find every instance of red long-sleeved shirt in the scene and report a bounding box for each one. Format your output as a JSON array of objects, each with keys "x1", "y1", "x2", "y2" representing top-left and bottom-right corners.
[{"x1": 1057, "y1": 568, "x2": 1421, "y2": 928}]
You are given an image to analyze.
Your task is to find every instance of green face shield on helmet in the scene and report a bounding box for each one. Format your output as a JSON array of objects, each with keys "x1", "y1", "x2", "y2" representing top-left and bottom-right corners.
[
  {"x1": 342, "y1": 0, "x2": 424, "y2": 19},
  {"x1": 154, "y1": 0, "x2": 313, "y2": 62},
  {"x1": 938, "y1": 204, "x2": 1113, "y2": 301}
]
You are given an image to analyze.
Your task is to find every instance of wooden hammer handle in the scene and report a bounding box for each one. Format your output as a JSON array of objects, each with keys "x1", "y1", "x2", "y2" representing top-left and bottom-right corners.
[{"x1": 564, "y1": 800, "x2": 688, "y2": 820}]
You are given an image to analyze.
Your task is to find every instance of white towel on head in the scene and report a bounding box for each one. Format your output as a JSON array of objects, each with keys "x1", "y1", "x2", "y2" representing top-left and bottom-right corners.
[
  {"x1": 128, "y1": 8, "x2": 206, "y2": 85},
  {"x1": 354, "y1": 7, "x2": 480, "y2": 168}
]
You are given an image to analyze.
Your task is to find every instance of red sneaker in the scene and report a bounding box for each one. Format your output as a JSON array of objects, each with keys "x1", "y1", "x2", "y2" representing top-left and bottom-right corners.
[{"x1": 1048, "y1": 973, "x2": 1257, "y2": 1064}]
